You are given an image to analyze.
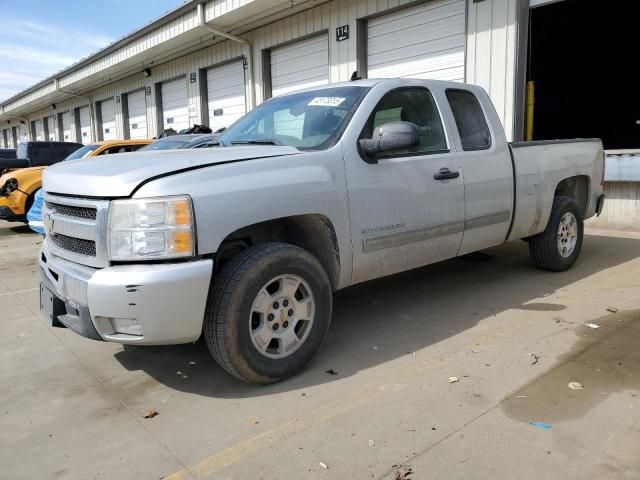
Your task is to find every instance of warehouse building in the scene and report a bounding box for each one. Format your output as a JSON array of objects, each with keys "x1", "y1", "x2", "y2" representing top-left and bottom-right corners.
[{"x1": 0, "y1": 0, "x2": 637, "y2": 225}]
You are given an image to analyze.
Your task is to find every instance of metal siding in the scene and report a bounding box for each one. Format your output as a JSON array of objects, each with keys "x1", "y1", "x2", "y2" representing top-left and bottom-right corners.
[
  {"x1": 79, "y1": 106, "x2": 91, "y2": 144},
  {"x1": 466, "y1": 0, "x2": 519, "y2": 140},
  {"x1": 367, "y1": 0, "x2": 466, "y2": 82},
  {"x1": 100, "y1": 99, "x2": 117, "y2": 141},
  {"x1": 206, "y1": 60, "x2": 247, "y2": 131},
  {"x1": 270, "y1": 34, "x2": 329, "y2": 97},
  {"x1": 127, "y1": 90, "x2": 149, "y2": 139},
  {"x1": 161, "y1": 77, "x2": 190, "y2": 131}
]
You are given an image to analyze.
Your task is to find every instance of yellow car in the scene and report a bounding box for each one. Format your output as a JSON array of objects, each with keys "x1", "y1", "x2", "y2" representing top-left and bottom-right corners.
[{"x1": 0, "y1": 139, "x2": 151, "y2": 222}]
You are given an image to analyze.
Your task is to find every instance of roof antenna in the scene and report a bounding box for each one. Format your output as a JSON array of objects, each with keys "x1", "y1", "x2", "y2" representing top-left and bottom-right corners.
[{"x1": 350, "y1": 71, "x2": 361, "y2": 81}]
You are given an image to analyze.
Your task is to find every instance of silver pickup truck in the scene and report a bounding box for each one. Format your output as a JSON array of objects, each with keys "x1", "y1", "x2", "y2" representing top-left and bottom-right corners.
[{"x1": 40, "y1": 79, "x2": 605, "y2": 383}]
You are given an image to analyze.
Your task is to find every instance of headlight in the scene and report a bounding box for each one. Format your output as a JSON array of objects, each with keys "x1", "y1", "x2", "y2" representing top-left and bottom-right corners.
[
  {"x1": 108, "y1": 196, "x2": 195, "y2": 261},
  {"x1": 0, "y1": 178, "x2": 18, "y2": 197}
]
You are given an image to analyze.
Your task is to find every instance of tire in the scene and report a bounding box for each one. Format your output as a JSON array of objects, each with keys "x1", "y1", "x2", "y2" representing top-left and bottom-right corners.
[
  {"x1": 529, "y1": 195, "x2": 584, "y2": 272},
  {"x1": 204, "y1": 242, "x2": 332, "y2": 384}
]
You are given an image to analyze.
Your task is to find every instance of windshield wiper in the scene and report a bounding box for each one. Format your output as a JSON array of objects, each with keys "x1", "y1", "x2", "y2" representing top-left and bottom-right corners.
[{"x1": 230, "y1": 139, "x2": 282, "y2": 146}]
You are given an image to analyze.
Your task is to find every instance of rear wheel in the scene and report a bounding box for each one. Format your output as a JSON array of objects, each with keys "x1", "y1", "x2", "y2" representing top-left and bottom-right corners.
[
  {"x1": 203, "y1": 242, "x2": 332, "y2": 384},
  {"x1": 529, "y1": 195, "x2": 584, "y2": 271}
]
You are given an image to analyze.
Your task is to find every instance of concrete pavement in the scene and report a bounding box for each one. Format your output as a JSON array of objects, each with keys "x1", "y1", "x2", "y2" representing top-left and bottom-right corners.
[{"x1": 1, "y1": 220, "x2": 639, "y2": 480}]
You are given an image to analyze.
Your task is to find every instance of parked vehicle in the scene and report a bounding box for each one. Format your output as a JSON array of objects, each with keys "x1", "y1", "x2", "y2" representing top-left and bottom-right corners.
[
  {"x1": 39, "y1": 79, "x2": 605, "y2": 383},
  {"x1": 0, "y1": 139, "x2": 150, "y2": 222},
  {"x1": 138, "y1": 133, "x2": 220, "y2": 151},
  {"x1": 1, "y1": 141, "x2": 82, "y2": 170},
  {"x1": 27, "y1": 188, "x2": 45, "y2": 235},
  {"x1": 0, "y1": 148, "x2": 17, "y2": 163}
]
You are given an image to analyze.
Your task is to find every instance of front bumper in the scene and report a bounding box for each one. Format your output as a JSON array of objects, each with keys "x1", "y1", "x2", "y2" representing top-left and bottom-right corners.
[
  {"x1": 0, "y1": 191, "x2": 27, "y2": 220},
  {"x1": 0, "y1": 205, "x2": 22, "y2": 221},
  {"x1": 39, "y1": 246, "x2": 213, "y2": 345}
]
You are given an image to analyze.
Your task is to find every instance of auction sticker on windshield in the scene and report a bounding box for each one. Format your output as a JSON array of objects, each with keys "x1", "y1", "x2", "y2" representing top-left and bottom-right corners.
[{"x1": 308, "y1": 97, "x2": 346, "y2": 107}]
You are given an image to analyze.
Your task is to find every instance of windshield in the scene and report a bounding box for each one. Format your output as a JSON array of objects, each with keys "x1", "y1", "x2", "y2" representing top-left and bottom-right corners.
[
  {"x1": 219, "y1": 86, "x2": 369, "y2": 150},
  {"x1": 65, "y1": 144, "x2": 99, "y2": 160},
  {"x1": 138, "y1": 139, "x2": 190, "y2": 151}
]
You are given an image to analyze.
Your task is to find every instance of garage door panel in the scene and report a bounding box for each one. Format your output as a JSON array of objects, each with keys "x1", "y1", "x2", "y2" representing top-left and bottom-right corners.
[
  {"x1": 369, "y1": 37, "x2": 466, "y2": 68},
  {"x1": 368, "y1": 0, "x2": 465, "y2": 36},
  {"x1": 368, "y1": 19, "x2": 465, "y2": 53},
  {"x1": 62, "y1": 112, "x2": 72, "y2": 141},
  {"x1": 46, "y1": 115, "x2": 56, "y2": 141},
  {"x1": 79, "y1": 106, "x2": 91, "y2": 144},
  {"x1": 271, "y1": 34, "x2": 329, "y2": 98},
  {"x1": 162, "y1": 77, "x2": 189, "y2": 132},
  {"x1": 100, "y1": 99, "x2": 116, "y2": 141},
  {"x1": 206, "y1": 61, "x2": 246, "y2": 131},
  {"x1": 127, "y1": 90, "x2": 148, "y2": 139},
  {"x1": 368, "y1": 0, "x2": 465, "y2": 82}
]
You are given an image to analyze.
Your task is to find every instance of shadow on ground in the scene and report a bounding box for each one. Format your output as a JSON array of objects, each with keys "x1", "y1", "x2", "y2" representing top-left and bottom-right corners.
[{"x1": 111, "y1": 235, "x2": 640, "y2": 400}]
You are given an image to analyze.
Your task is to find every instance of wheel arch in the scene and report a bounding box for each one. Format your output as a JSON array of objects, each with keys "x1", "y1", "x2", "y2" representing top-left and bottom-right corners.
[
  {"x1": 213, "y1": 214, "x2": 342, "y2": 290},
  {"x1": 554, "y1": 175, "x2": 590, "y2": 216}
]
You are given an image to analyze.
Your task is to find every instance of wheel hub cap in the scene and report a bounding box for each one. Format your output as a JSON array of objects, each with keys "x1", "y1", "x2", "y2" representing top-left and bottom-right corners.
[
  {"x1": 249, "y1": 274, "x2": 315, "y2": 359},
  {"x1": 557, "y1": 212, "x2": 578, "y2": 258}
]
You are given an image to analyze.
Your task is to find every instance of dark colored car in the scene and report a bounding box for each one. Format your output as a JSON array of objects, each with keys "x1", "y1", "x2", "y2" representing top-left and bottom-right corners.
[
  {"x1": 137, "y1": 134, "x2": 220, "y2": 151},
  {"x1": 1, "y1": 141, "x2": 83, "y2": 170},
  {"x1": 0, "y1": 148, "x2": 16, "y2": 160}
]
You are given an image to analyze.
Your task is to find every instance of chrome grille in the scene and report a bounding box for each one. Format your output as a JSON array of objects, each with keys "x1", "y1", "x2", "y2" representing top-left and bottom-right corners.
[
  {"x1": 50, "y1": 234, "x2": 96, "y2": 257},
  {"x1": 43, "y1": 193, "x2": 110, "y2": 268},
  {"x1": 46, "y1": 202, "x2": 97, "y2": 220}
]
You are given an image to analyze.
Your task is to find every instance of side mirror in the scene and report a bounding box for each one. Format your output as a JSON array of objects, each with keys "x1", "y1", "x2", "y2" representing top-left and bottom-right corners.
[{"x1": 359, "y1": 121, "x2": 418, "y2": 163}]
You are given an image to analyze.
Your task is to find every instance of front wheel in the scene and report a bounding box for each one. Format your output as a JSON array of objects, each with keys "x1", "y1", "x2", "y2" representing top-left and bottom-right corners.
[
  {"x1": 529, "y1": 195, "x2": 584, "y2": 272},
  {"x1": 204, "y1": 243, "x2": 332, "y2": 384}
]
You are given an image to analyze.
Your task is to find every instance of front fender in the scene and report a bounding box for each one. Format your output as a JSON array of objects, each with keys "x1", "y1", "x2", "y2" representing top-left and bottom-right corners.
[{"x1": 133, "y1": 149, "x2": 352, "y2": 287}]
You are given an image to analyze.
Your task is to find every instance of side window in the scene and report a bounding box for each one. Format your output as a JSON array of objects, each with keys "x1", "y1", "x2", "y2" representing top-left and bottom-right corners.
[
  {"x1": 445, "y1": 89, "x2": 491, "y2": 151},
  {"x1": 361, "y1": 87, "x2": 447, "y2": 157}
]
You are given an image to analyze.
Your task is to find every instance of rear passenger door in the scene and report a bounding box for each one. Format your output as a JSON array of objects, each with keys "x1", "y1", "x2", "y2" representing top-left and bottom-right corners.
[{"x1": 444, "y1": 88, "x2": 514, "y2": 254}]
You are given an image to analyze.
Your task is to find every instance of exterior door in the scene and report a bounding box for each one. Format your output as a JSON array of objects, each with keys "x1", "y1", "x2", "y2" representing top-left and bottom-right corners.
[
  {"x1": 126, "y1": 89, "x2": 148, "y2": 139},
  {"x1": 345, "y1": 86, "x2": 465, "y2": 284},
  {"x1": 271, "y1": 34, "x2": 329, "y2": 97},
  {"x1": 367, "y1": 0, "x2": 466, "y2": 82},
  {"x1": 100, "y1": 98, "x2": 117, "y2": 141},
  {"x1": 206, "y1": 60, "x2": 246, "y2": 131},
  {"x1": 61, "y1": 112, "x2": 72, "y2": 141},
  {"x1": 79, "y1": 106, "x2": 91, "y2": 144},
  {"x1": 444, "y1": 88, "x2": 514, "y2": 255},
  {"x1": 161, "y1": 77, "x2": 189, "y2": 132}
]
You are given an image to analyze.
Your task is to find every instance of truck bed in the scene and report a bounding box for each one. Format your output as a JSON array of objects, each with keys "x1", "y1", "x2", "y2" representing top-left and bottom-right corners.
[{"x1": 507, "y1": 138, "x2": 604, "y2": 241}]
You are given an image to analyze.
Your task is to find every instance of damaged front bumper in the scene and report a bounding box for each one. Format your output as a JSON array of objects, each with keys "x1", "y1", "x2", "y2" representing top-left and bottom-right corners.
[{"x1": 39, "y1": 243, "x2": 213, "y2": 345}]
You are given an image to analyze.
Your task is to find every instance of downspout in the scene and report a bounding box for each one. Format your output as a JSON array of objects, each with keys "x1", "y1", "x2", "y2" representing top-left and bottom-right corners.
[
  {"x1": 197, "y1": 3, "x2": 255, "y2": 110},
  {"x1": 54, "y1": 79, "x2": 97, "y2": 142}
]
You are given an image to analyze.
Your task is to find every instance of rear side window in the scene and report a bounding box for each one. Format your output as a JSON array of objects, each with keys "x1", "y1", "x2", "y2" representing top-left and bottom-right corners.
[{"x1": 446, "y1": 89, "x2": 491, "y2": 151}]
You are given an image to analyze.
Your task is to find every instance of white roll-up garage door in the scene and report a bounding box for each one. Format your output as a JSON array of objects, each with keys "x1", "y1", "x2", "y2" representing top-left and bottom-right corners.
[
  {"x1": 127, "y1": 90, "x2": 148, "y2": 139},
  {"x1": 79, "y1": 106, "x2": 91, "y2": 144},
  {"x1": 161, "y1": 77, "x2": 189, "y2": 132},
  {"x1": 45, "y1": 115, "x2": 56, "y2": 140},
  {"x1": 61, "y1": 112, "x2": 72, "y2": 141},
  {"x1": 100, "y1": 98, "x2": 116, "y2": 141},
  {"x1": 34, "y1": 120, "x2": 44, "y2": 141},
  {"x1": 206, "y1": 61, "x2": 246, "y2": 131},
  {"x1": 367, "y1": 0, "x2": 466, "y2": 82},
  {"x1": 271, "y1": 34, "x2": 329, "y2": 97}
]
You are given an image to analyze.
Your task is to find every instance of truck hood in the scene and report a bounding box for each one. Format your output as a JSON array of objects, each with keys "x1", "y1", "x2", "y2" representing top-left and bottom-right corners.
[{"x1": 43, "y1": 146, "x2": 301, "y2": 197}]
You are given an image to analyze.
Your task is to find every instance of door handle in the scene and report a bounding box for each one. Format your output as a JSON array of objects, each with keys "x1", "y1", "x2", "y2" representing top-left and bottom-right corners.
[{"x1": 433, "y1": 167, "x2": 460, "y2": 180}]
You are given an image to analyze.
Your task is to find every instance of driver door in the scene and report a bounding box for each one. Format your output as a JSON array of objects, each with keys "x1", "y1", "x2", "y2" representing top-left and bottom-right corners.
[{"x1": 344, "y1": 87, "x2": 465, "y2": 284}]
